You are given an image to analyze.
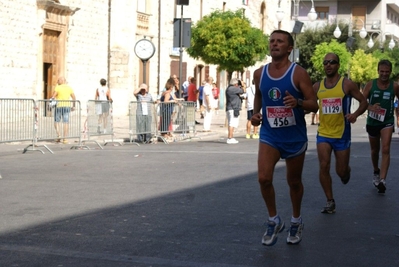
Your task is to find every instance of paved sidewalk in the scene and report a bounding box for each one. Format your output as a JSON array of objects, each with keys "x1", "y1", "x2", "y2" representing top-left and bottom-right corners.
[
  {"x1": 0, "y1": 111, "x2": 317, "y2": 151},
  {"x1": 110, "y1": 110, "x2": 317, "y2": 144}
]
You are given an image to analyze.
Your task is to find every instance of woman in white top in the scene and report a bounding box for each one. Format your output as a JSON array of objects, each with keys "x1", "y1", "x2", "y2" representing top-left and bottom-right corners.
[{"x1": 95, "y1": 78, "x2": 112, "y2": 133}]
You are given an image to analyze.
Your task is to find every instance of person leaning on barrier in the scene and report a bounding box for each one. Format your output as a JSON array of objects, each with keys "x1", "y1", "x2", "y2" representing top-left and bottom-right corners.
[
  {"x1": 95, "y1": 78, "x2": 112, "y2": 134},
  {"x1": 187, "y1": 77, "x2": 201, "y2": 125},
  {"x1": 159, "y1": 79, "x2": 178, "y2": 140},
  {"x1": 157, "y1": 77, "x2": 176, "y2": 102},
  {"x1": 134, "y1": 83, "x2": 155, "y2": 143},
  {"x1": 50, "y1": 76, "x2": 76, "y2": 144}
]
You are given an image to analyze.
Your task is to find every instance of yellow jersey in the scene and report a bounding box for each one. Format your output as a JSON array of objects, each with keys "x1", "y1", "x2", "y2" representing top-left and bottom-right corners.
[{"x1": 317, "y1": 76, "x2": 352, "y2": 139}]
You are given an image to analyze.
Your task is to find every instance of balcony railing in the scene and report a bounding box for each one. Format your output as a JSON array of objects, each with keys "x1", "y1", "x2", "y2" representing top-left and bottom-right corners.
[{"x1": 137, "y1": 12, "x2": 150, "y2": 34}]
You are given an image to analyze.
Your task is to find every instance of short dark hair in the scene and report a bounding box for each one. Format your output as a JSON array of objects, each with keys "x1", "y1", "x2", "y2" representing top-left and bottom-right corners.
[
  {"x1": 378, "y1": 59, "x2": 392, "y2": 71},
  {"x1": 271, "y1": 30, "x2": 294, "y2": 47},
  {"x1": 325, "y1": 52, "x2": 340, "y2": 64},
  {"x1": 100, "y1": 78, "x2": 107, "y2": 86}
]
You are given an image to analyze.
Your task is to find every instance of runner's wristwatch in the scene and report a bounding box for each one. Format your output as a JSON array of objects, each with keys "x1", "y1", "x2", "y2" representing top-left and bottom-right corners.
[{"x1": 297, "y1": 98, "x2": 303, "y2": 108}]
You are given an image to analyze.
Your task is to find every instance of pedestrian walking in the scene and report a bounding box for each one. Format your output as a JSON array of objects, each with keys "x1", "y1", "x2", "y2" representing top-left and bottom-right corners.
[
  {"x1": 225, "y1": 78, "x2": 244, "y2": 144},
  {"x1": 50, "y1": 77, "x2": 76, "y2": 144},
  {"x1": 245, "y1": 80, "x2": 259, "y2": 139}
]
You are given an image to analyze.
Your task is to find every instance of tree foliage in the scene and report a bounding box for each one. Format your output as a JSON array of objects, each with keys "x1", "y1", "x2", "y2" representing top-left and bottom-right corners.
[
  {"x1": 186, "y1": 10, "x2": 269, "y2": 77},
  {"x1": 349, "y1": 50, "x2": 378, "y2": 85},
  {"x1": 310, "y1": 40, "x2": 351, "y2": 76},
  {"x1": 296, "y1": 23, "x2": 399, "y2": 83},
  {"x1": 296, "y1": 24, "x2": 337, "y2": 82}
]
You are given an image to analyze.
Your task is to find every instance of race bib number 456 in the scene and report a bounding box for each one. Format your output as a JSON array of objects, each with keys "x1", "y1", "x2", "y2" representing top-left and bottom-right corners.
[
  {"x1": 321, "y1": 98, "x2": 342, "y2": 114},
  {"x1": 266, "y1": 106, "x2": 296, "y2": 128}
]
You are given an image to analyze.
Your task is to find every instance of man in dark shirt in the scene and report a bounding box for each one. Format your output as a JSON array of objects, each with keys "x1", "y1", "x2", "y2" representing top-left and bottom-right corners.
[{"x1": 225, "y1": 78, "x2": 244, "y2": 144}]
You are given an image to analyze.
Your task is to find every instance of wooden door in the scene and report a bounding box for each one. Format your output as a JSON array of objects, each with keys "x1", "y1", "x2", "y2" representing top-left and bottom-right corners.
[
  {"x1": 43, "y1": 63, "x2": 53, "y2": 99},
  {"x1": 43, "y1": 29, "x2": 60, "y2": 97},
  {"x1": 352, "y1": 6, "x2": 367, "y2": 30}
]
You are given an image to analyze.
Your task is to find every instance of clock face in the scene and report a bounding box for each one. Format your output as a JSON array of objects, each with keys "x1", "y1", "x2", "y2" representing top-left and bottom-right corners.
[{"x1": 134, "y1": 39, "x2": 155, "y2": 60}]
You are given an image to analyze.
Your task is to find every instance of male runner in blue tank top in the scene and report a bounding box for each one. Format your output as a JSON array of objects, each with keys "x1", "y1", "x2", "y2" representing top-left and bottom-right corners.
[{"x1": 251, "y1": 30, "x2": 318, "y2": 246}]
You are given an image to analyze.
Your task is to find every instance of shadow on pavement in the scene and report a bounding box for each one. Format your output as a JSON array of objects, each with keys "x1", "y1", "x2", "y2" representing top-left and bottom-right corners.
[{"x1": 0, "y1": 134, "x2": 398, "y2": 266}]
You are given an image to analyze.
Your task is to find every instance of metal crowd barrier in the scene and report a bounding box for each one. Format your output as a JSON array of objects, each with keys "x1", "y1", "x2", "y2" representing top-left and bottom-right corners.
[
  {"x1": 128, "y1": 101, "x2": 157, "y2": 145},
  {"x1": 1, "y1": 98, "x2": 200, "y2": 152},
  {"x1": 156, "y1": 101, "x2": 197, "y2": 143},
  {"x1": 83, "y1": 100, "x2": 120, "y2": 148},
  {"x1": 0, "y1": 98, "x2": 35, "y2": 144},
  {"x1": 33, "y1": 100, "x2": 82, "y2": 152}
]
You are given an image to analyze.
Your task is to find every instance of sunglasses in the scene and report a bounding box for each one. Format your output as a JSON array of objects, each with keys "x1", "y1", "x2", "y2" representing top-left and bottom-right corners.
[{"x1": 323, "y1": 59, "x2": 339, "y2": 66}]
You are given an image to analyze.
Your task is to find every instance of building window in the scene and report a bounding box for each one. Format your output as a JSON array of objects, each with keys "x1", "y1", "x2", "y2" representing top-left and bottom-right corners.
[
  {"x1": 260, "y1": 2, "x2": 265, "y2": 32},
  {"x1": 138, "y1": 0, "x2": 147, "y2": 13},
  {"x1": 315, "y1": 7, "x2": 329, "y2": 20}
]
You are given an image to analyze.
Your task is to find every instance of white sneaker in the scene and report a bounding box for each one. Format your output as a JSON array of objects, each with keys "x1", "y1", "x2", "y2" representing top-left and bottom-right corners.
[
  {"x1": 286, "y1": 221, "x2": 304, "y2": 245},
  {"x1": 373, "y1": 169, "x2": 380, "y2": 187},
  {"x1": 226, "y1": 138, "x2": 239, "y2": 144}
]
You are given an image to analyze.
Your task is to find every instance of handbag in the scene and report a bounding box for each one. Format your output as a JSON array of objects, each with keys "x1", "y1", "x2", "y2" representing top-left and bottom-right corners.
[
  {"x1": 234, "y1": 109, "x2": 240, "y2": 117},
  {"x1": 212, "y1": 88, "x2": 219, "y2": 99}
]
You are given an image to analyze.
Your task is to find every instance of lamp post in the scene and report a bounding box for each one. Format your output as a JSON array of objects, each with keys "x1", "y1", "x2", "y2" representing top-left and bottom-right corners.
[
  {"x1": 291, "y1": 0, "x2": 317, "y2": 63},
  {"x1": 367, "y1": 32, "x2": 395, "y2": 51},
  {"x1": 276, "y1": 1, "x2": 284, "y2": 29},
  {"x1": 307, "y1": 0, "x2": 317, "y2": 22},
  {"x1": 333, "y1": 18, "x2": 368, "y2": 39},
  {"x1": 333, "y1": 18, "x2": 395, "y2": 51},
  {"x1": 276, "y1": 1, "x2": 317, "y2": 29},
  {"x1": 292, "y1": 0, "x2": 317, "y2": 21}
]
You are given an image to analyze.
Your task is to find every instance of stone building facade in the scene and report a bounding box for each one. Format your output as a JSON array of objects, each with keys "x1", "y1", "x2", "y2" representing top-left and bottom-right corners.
[{"x1": 0, "y1": 0, "x2": 283, "y2": 115}]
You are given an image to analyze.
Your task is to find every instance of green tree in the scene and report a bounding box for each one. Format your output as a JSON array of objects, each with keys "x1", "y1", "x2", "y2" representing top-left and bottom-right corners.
[
  {"x1": 349, "y1": 49, "x2": 378, "y2": 86},
  {"x1": 310, "y1": 39, "x2": 352, "y2": 77},
  {"x1": 296, "y1": 24, "x2": 337, "y2": 82},
  {"x1": 186, "y1": 10, "x2": 268, "y2": 80},
  {"x1": 386, "y1": 47, "x2": 399, "y2": 80}
]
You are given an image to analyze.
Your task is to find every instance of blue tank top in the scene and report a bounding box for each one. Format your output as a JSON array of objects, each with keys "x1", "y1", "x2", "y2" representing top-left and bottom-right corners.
[{"x1": 259, "y1": 63, "x2": 307, "y2": 142}]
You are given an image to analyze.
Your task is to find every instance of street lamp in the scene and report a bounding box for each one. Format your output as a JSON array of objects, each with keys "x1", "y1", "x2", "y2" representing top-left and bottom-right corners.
[
  {"x1": 276, "y1": 0, "x2": 284, "y2": 29},
  {"x1": 289, "y1": 1, "x2": 317, "y2": 63},
  {"x1": 276, "y1": 6, "x2": 284, "y2": 23},
  {"x1": 307, "y1": 1, "x2": 317, "y2": 22},
  {"x1": 367, "y1": 32, "x2": 395, "y2": 50},
  {"x1": 333, "y1": 18, "x2": 367, "y2": 39},
  {"x1": 292, "y1": 0, "x2": 317, "y2": 22}
]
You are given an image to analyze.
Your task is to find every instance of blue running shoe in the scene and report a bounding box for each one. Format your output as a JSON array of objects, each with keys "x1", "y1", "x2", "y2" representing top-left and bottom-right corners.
[
  {"x1": 262, "y1": 216, "x2": 285, "y2": 246},
  {"x1": 286, "y1": 222, "x2": 304, "y2": 245}
]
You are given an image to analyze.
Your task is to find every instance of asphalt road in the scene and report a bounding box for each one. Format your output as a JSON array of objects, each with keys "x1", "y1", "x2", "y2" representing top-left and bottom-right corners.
[{"x1": 0, "y1": 117, "x2": 398, "y2": 267}]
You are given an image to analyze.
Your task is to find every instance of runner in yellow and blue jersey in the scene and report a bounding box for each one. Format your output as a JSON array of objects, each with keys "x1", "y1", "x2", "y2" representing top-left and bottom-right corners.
[{"x1": 313, "y1": 53, "x2": 367, "y2": 214}]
